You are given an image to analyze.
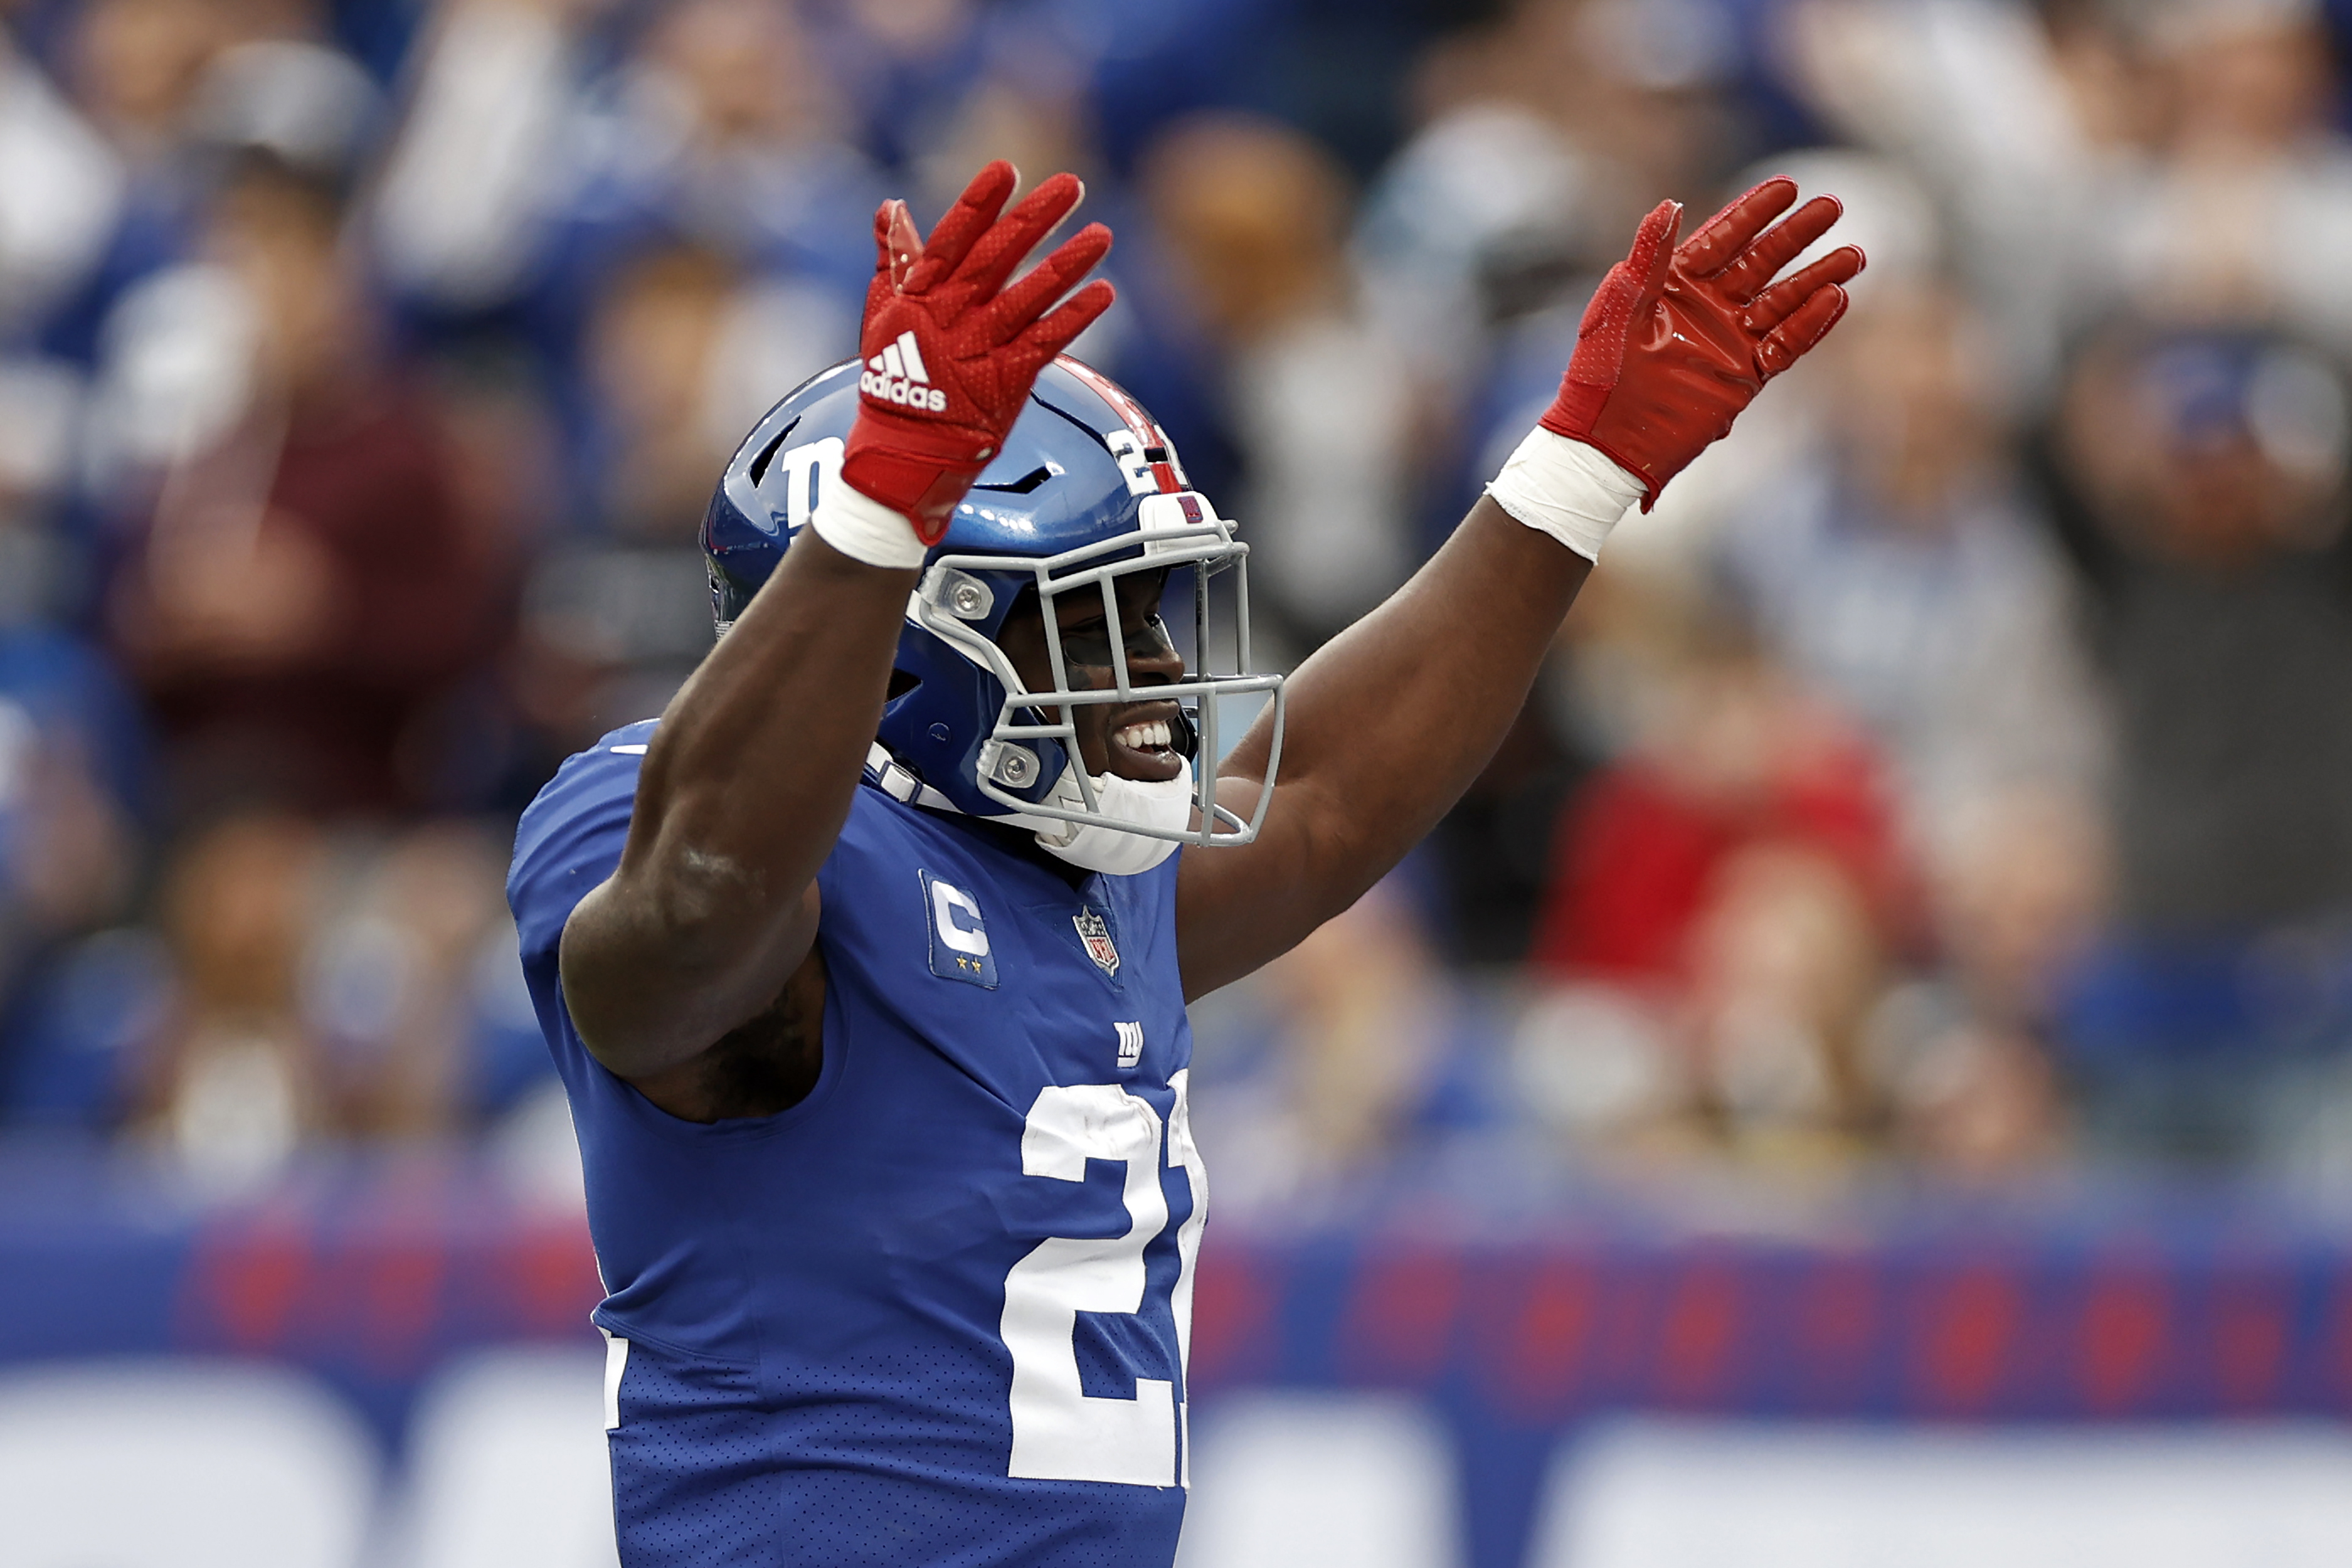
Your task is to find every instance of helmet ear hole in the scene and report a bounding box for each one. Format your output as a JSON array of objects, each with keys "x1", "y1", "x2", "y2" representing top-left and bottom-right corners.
[{"x1": 997, "y1": 584, "x2": 1041, "y2": 632}]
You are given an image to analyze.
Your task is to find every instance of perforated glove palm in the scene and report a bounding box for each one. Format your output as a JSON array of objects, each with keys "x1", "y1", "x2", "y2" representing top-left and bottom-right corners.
[
  {"x1": 842, "y1": 161, "x2": 1115, "y2": 544},
  {"x1": 1546, "y1": 177, "x2": 1865, "y2": 509}
]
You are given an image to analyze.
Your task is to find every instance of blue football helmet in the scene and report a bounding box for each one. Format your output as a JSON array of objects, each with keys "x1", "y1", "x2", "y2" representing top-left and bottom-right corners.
[{"x1": 702, "y1": 355, "x2": 1284, "y2": 850}]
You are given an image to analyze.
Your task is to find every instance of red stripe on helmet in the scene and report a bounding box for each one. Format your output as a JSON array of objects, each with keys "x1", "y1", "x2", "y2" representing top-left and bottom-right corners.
[{"x1": 1054, "y1": 355, "x2": 1184, "y2": 494}]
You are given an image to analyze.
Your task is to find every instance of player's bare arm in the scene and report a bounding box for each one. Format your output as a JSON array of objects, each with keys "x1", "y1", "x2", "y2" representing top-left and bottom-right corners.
[
  {"x1": 1175, "y1": 177, "x2": 1867, "y2": 999},
  {"x1": 556, "y1": 162, "x2": 1113, "y2": 1115}
]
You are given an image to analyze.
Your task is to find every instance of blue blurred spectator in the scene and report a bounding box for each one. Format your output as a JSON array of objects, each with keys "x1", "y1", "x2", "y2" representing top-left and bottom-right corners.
[
  {"x1": 1714, "y1": 278, "x2": 2108, "y2": 839},
  {"x1": 27, "y1": 0, "x2": 217, "y2": 364},
  {"x1": 25, "y1": 0, "x2": 377, "y2": 366},
  {"x1": 1779, "y1": 0, "x2": 2352, "y2": 393},
  {"x1": 2040, "y1": 321, "x2": 2352, "y2": 1158},
  {"x1": 0, "y1": 28, "x2": 127, "y2": 354},
  {"x1": 1186, "y1": 879, "x2": 1515, "y2": 1212},
  {"x1": 1132, "y1": 112, "x2": 1417, "y2": 649},
  {"x1": 298, "y1": 819, "x2": 536, "y2": 1136},
  {"x1": 1355, "y1": 0, "x2": 1751, "y2": 403},
  {"x1": 116, "y1": 810, "x2": 319, "y2": 1180},
  {"x1": 13, "y1": 807, "x2": 548, "y2": 1158},
  {"x1": 370, "y1": 0, "x2": 880, "y2": 364},
  {"x1": 511, "y1": 234, "x2": 850, "y2": 753},
  {"x1": 798, "y1": 0, "x2": 988, "y2": 174},
  {"x1": 0, "y1": 630, "x2": 143, "y2": 1127},
  {"x1": 2, "y1": 923, "x2": 169, "y2": 1131},
  {"x1": 2050, "y1": 325, "x2": 2352, "y2": 933},
  {"x1": 1868, "y1": 786, "x2": 2100, "y2": 1177}
]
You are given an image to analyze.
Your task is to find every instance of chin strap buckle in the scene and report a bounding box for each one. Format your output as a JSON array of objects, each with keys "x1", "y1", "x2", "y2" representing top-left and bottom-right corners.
[{"x1": 864, "y1": 744, "x2": 960, "y2": 812}]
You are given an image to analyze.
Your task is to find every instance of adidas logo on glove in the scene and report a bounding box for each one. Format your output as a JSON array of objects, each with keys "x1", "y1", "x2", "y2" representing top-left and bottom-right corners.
[{"x1": 861, "y1": 331, "x2": 948, "y2": 413}]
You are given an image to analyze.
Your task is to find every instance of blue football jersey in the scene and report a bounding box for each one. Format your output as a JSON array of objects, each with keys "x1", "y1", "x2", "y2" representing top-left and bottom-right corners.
[{"x1": 507, "y1": 720, "x2": 1207, "y2": 1567}]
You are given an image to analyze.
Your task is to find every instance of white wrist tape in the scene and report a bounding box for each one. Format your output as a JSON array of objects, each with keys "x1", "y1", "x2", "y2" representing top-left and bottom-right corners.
[
  {"x1": 1485, "y1": 426, "x2": 1645, "y2": 562},
  {"x1": 810, "y1": 482, "x2": 929, "y2": 569}
]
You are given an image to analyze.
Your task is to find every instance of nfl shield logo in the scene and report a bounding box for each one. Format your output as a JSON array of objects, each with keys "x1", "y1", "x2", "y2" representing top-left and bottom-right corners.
[{"x1": 1073, "y1": 909, "x2": 1120, "y2": 977}]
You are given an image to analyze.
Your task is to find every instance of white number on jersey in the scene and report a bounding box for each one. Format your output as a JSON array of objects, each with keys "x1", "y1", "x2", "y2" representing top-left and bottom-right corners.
[
  {"x1": 1001, "y1": 1076, "x2": 1206, "y2": 1486},
  {"x1": 1165, "y1": 1070, "x2": 1207, "y2": 1487}
]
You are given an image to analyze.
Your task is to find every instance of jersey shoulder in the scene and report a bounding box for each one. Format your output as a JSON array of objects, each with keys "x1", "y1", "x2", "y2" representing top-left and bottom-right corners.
[{"x1": 507, "y1": 719, "x2": 655, "y2": 967}]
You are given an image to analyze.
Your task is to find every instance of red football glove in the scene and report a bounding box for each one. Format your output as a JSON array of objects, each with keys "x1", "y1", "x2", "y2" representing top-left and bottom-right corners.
[
  {"x1": 841, "y1": 161, "x2": 1115, "y2": 544},
  {"x1": 1544, "y1": 177, "x2": 1865, "y2": 509}
]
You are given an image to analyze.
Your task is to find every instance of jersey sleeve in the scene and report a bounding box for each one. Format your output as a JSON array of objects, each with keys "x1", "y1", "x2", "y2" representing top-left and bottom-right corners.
[{"x1": 506, "y1": 723, "x2": 652, "y2": 1056}]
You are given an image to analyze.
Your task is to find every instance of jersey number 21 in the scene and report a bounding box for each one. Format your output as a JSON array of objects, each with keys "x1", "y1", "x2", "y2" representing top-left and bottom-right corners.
[{"x1": 1000, "y1": 1071, "x2": 1207, "y2": 1488}]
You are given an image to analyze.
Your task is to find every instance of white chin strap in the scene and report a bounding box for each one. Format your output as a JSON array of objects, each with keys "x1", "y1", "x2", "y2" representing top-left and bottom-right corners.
[
  {"x1": 864, "y1": 744, "x2": 1190, "y2": 876},
  {"x1": 1024, "y1": 759, "x2": 1192, "y2": 875}
]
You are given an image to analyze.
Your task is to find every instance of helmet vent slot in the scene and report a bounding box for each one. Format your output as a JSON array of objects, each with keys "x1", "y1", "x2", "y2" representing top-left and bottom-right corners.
[
  {"x1": 746, "y1": 416, "x2": 802, "y2": 486},
  {"x1": 970, "y1": 465, "x2": 1054, "y2": 495}
]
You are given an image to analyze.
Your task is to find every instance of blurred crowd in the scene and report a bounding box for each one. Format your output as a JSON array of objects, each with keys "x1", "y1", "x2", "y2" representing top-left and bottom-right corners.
[{"x1": 5, "y1": 0, "x2": 2352, "y2": 1199}]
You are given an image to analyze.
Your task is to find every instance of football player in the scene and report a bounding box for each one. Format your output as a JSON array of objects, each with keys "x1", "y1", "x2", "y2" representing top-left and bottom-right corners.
[{"x1": 509, "y1": 161, "x2": 1860, "y2": 1565}]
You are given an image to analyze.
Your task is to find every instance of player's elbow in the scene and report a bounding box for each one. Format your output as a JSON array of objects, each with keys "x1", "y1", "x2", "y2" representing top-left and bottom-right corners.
[
  {"x1": 558, "y1": 914, "x2": 725, "y2": 1081},
  {"x1": 557, "y1": 884, "x2": 699, "y2": 1074},
  {"x1": 559, "y1": 864, "x2": 817, "y2": 1081}
]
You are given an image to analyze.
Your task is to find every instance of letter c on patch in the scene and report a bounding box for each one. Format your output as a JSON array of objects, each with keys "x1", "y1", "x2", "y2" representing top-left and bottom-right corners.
[{"x1": 931, "y1": 879, "x2": 990, "y2": 956}]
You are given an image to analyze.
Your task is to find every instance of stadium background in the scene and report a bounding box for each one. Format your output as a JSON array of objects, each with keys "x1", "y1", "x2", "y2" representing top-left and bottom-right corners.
[{"x1": 9, "y1": 0, "x2": 2352, "y2": 1561}]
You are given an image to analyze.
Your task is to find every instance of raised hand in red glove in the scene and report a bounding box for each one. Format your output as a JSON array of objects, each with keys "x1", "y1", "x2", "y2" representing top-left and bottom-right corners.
[
  {"x1": 842, "y1": 161, "x2": 1115, "y2": 544},
  {"x1": 1545, "y1": 177, "x2": 1864, "y2": 509}
]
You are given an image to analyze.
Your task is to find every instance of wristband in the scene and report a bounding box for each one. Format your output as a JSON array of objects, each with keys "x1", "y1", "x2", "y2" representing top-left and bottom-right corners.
[
  {"x1": 1485, "y1": 426, "x2": 1645, "y2": 563},
  {"x1": 811, "y1": 482, "x2": 930, "y2": 569}
]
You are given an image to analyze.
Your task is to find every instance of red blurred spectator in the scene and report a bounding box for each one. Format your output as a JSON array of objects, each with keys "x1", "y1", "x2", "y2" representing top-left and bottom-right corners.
[
  {"x1": 105, "y1": 156, "x2": 505, "y2": 819},
  {"x1": 1529, "y1": 644, "x2": 1910, "y2": 987}
]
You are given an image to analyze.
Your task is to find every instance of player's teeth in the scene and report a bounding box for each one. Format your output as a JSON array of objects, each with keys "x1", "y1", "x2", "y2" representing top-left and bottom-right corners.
[{"x1": 1115, "y1": 721, "x2": 1171, "y2": 751}]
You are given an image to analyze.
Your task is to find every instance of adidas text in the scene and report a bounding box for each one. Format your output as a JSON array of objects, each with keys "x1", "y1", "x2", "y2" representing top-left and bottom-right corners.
[
  {"x1": 863, "y1": 331, "x2": 946, "y2": 413},
  {"x1": 861, "y1": 371, "x2": 946, "y2": 412}
]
